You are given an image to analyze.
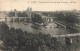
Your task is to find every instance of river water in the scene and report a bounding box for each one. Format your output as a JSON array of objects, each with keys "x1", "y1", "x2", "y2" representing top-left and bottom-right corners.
[{"x1": 7, "y1": 22, "x2": 71, "y2": 36}]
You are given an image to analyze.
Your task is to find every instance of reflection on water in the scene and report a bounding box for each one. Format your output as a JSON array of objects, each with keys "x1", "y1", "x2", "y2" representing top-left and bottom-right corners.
[{"x1": 7, "y1": 22, "x2": 70, "y2": 36}]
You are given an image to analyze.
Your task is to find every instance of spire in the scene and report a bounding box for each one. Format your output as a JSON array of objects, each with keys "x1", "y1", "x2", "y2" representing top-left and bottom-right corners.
[
  {"x1": 30, "y1": 7, "x2": 32, "y2": 12},
  {"x1": 27, "y1": 7, "x2": 29, "y2": 11},
  {"x1": 14, "y1": 9, "x2": 18, "y2": 17},
  {"x1": 14, "y1": 9, "x2": 17, "y2": 11}
]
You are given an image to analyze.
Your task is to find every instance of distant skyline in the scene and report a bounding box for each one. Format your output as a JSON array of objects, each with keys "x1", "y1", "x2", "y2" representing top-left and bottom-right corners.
[{"x1": 0, "y1": 0, "x2": 80, "y2": 11}]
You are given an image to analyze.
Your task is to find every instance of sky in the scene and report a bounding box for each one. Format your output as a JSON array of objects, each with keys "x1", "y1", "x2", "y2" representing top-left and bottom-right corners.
[{"x1": 0, "y1": 0, "x2": 80, "y2": 11}]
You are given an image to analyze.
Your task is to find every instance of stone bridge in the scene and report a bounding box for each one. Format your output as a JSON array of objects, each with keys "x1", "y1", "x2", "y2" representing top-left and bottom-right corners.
[
  {"x1": 53, "y1": 33, "x2": 80, "y2": 38},
  {"x1": 0, "y1": 16, "x2": 56, "y2": 23},
  {"x1": 0, "y1": 17, "x2": 31, "y2": 22},
  {"x1": 42, "y1": 16, "x2": 56, "y2": 23}
]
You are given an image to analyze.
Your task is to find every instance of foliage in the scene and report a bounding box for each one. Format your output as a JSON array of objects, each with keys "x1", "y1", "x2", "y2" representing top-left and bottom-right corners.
[
  {"x1": 54, "y1": 12, "x2": 79, "y2": 24},
  {"x1": 8, "y1": 11, "x2": 28, "y2": 17},
  {"x1": 0, "y1": 22, "x2": 9, "y2": 33},
  {"x1": 0, "y1": 22, "x2": 60, "y2": 51},
  {"x1": 31, "y1": 14, "x2": 43, "y2": 23},
  {"x1": 18, "y1": 12, "x2": 28, "y2": 17},
  {"x1": 8, "y1": 12, "x2": 15, "y2": 17}
]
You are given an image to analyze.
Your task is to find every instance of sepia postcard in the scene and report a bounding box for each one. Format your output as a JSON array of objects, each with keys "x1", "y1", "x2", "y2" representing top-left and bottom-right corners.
[{"x1": 0, "y1": 0, "x2": 80, "y2": 51}]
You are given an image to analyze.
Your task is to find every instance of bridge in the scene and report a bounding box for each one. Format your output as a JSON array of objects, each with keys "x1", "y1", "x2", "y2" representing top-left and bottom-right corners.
[
  {"x1": 0, "y1": 17, "x2": 31, "y2": 22},
  {"x1": 52, "y1": 33, "x2": 80, "y2": 44},
  {"x1": 54, "y1": 21, "x2": 66, "y2": 28},
  {"x1": 0, "y1": 16, "x2": 55, "y2": 23},
  {"x1": 54, "y1": 21, "x2": 80, "y2": 30},
  {"x1": 52, "y1": 33, "x2": 80, "y2": 38},
  {"x1": 42, "y1": 16, "x2": 55, "y2": 23}
]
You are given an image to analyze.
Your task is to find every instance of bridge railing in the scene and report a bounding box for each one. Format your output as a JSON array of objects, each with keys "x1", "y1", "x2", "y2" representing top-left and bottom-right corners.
[{"x1": 53, "y1": 33, "x2": 80, "y2": 38}]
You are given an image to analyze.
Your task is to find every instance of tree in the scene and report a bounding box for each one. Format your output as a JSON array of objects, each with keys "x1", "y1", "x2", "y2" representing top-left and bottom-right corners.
[
  {"x1": 65, "y1": 37, "x2": 71, "y2": 46},
  {"x1": 0, "y1": 22, "x2": 9, "y2": 33},
  {"x1": 31, "y1": 14, "x2": 43, "y2": 23},
  {"x1": 8, "y1": 12, "x2": 15, "y2": 17},
  {"x1": 64, "y1": 14, "x2": 78, "y2": 23},
  {"x1": 18, "y1": 12, "x2": 28, "y2": 17}
]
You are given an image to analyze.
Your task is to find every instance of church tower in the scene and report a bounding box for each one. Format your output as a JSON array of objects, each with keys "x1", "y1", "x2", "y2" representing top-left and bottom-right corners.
[
  {"x1": 14, "y1": 9, "x2": 18, "y2": 17},
  {"x1": 26, "y1": 7, "x2": 32, "y2": 22}
]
